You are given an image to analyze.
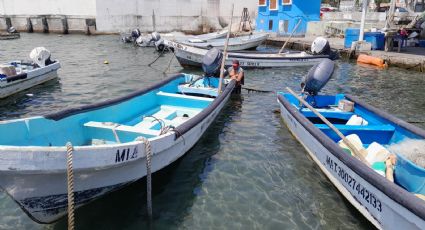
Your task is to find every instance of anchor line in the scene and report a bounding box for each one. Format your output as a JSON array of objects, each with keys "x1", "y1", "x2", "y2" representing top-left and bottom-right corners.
[
  {"x1": 136, "y1": 137, "x2": 153, "y2": 220},
  {"x1": 66, "y1": 142, "x2": 75, "y2": 230}
]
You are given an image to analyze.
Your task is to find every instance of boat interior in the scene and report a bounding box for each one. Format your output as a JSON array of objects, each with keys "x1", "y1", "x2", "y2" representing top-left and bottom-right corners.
[
  {"x1": 0, "y1": 75, "x2": 220, "y2": 147},
  {"x1": 282, "y1": 93, "x2": 425, "y2": 195}
]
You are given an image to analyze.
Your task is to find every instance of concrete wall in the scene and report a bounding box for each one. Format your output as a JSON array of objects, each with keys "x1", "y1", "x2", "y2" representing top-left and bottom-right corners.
[
  {"x1": 322, "y1": 12, "x2": 387, "y2": 22},
  {"x1": 0, "y1": 0, "x2": 96, "y2": 33},
  {"x1": 95, "y1": 0, "x2": 258, "y2": 33},
  {"x1": 0, "y1": 0, "x2": 95, "y2": 16},
  {"x1": 0, "y1": 0, "x2": 258, "y2": 34}
]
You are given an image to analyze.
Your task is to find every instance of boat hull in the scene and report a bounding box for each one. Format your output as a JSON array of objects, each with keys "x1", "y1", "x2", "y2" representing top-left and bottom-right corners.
[
  {"x1": 178, "y1": 33, "x2": 268, "y2": 51},
  {"x1": 277, "y1": 95, "x2": 425, "y2": 230},
  {"x1": 167, "y1": 40, "x2": 329, "y2": 68},
  {"x1": 0, "y1": 62, "x2": 61, "y2": 98},
  {"x1": 0, "y1": 75, "x2": 234, "y2": 223}
]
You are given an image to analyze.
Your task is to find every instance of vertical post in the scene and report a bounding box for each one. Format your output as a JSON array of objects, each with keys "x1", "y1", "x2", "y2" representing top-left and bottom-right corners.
[
  {"x1": 217, "y1": 4, "x2": 234, "y2": 94},
  {"x1": 152, "y1": 10, "x2": 156, "y2": 32},
  {"x1": 359, "y1": 0, "x2": 368, "y2": 41}
]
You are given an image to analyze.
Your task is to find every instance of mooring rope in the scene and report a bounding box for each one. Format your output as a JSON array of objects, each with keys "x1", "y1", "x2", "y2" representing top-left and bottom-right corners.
[
  {"x1": 163, "y1": 51, "x2": 176, "y2": 73},
  {"x1": 66, "y1": 142, "x2": 75, "y2": 230},
  {"x1": 136, "y1": 137, "x2": 153, "y2": 220}
]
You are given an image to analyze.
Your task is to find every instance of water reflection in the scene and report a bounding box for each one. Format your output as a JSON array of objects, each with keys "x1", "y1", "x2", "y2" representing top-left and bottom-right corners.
[{"x1": 0, "y1": 33, "x2": 423, "y2": 229}]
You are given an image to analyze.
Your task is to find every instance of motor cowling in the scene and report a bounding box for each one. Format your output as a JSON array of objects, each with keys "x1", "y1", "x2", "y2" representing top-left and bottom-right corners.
[
  {"x1": 131, "y1": 28, "x2": 141, "y2": 39},
  {"x1": 7, "y1": 27, "x2": 17, "y2": 33},
  {"x1": 202, "y1": 48, "x2": 223, "y2": 77},
  {"x1": 151, "y1": 32, "x2": 161, "y2": 42},
  {"x1": 311, "y1": 37, "x2": 331, "y2": 55},
  {"x1": 301, "y1": 59, "x2": 335, "y2": 95},
  {"x1": 155, "y1": 39, "x2": 167, "y2": 52},
  {"x1": 29, "y1": 47, "x2": 52, "y2": 67}
]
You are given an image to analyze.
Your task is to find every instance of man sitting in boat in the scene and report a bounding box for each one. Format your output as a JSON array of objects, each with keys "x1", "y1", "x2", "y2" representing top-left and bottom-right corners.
[{"x1": 225, "y1": 60, "x2": 244, "y2": 94}]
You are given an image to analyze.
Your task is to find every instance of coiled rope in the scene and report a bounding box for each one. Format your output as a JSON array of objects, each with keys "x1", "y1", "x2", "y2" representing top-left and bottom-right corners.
[
  {"x1": 66, "y1": 142, "x2": 75, "y2": 230},
  {"x1": 136, "y1": 137, "x2": 153, "y2": 220}
]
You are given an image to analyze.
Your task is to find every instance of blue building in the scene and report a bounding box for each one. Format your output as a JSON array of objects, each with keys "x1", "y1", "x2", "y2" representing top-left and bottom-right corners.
[{"x1": 256, "y1": 0, "x2": 321, "y2": 36}]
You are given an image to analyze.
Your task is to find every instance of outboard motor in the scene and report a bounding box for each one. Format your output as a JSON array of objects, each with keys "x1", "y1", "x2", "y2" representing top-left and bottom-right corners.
[
  {"x1": 151, "y1": 32, "x2": 161, "y2": 42},
  {"x1": 131, "y1": 29, "x2": 141, "y2": 39},
  {"x1": 155, "y1": 39, "x2": 167, "y2": 52},
  {"x1": 29, "y1": 47, "x2": 52, "y2": 67},
  {"x1": 7, "y1": 27, "x2": 17, "y2": 33},
  {"x1": 301, "y1": 59, "x2": 335, "y2": 95},
  {"x1": 122, "y1": 36, "x2": 132, "y2": 43},
  {"x1": 311, "y1": 37, "x2": 331, "y2": 55},
  {"x1": 202, "y1": 48, "x2": 223, "y2": 77}
]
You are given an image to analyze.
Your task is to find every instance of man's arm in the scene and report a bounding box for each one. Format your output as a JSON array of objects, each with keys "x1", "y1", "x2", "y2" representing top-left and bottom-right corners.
[{"x1": 236, "y1": 69, "x2": 244, "y2": 82}]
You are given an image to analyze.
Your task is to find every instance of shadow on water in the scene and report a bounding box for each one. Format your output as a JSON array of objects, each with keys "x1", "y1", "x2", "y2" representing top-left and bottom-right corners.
[
  {"x1": 0, "y1": 79, "x2": 61, "y2": 120},
  {"x1": 51, "y1": 95, "x2": 243, "y2": 230}
]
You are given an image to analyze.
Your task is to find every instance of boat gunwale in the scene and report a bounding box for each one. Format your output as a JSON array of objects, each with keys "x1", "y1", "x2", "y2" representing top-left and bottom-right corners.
[
  {"x1": 1, "y1": 75, "x2": 234, "y2": 151},
  {"x1": 277, "y1": 93, "x2": 425, "y2": 221},
  {"x1": 174, "y1": 79, "x2": 235, "y2": 139}
]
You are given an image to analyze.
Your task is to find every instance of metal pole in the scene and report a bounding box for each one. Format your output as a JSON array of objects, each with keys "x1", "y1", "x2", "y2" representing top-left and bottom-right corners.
[
  {"x1": 278, "y1": 19, "x2": 302, "y2": 54},
  {"x1": 359, "y1": 0, "x2": 368, "y2": 41},
  {"x1": 218, "y1": 4, "x2": 234, "y2": 94}
]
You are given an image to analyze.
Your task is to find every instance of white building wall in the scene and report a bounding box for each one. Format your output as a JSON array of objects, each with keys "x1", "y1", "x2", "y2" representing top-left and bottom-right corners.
[
  {"x1": 95, "y1": 0, "x2": 258, "y2": 33},
  {"x1": 0, "y1": 0, "x2": 96, "y2": 16},
  {"x1": 0, "y1": 0, "x2": 258, "y2": 33}
]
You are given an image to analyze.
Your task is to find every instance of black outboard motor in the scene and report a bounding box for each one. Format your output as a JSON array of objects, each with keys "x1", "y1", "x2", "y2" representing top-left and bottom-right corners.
[
  {"x1": 202, "y1": 48, "x2": 223, "y2": 77},
  {"x1": 131, "y1": 28, "x2": 141, "y2": 39},
  {"x1": 301, "y1": 59, "x2": 335, "y2": 95}
]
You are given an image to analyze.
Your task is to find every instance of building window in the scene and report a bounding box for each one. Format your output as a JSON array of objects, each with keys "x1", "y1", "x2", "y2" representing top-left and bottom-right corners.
[
  {"x1": 258, "y1": 0, "x2": 266, "y2": 6},
  {"x1": 282, "y1": 0, "x2": 292, "y2": 5},
  {"x1": 269, "y1": 20, "x2": 273, "y2": 30},
  {"x1": 270, "y1": 0, "x2": 278, "y2": 10}
]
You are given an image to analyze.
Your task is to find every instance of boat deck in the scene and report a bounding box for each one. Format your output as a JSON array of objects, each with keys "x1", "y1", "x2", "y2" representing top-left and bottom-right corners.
[{"x1": 83, "y1": 91, "x2": 214, "y2": 144}]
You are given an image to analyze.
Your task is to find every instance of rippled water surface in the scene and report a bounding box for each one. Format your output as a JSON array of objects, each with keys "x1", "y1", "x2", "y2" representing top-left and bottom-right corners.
[{"x1": 0, "y1": 33, "x2": 424, "y2": 229}]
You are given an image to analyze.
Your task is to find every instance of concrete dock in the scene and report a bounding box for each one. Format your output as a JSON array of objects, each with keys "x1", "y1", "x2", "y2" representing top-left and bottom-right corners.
[{"x1": 266, "y1": 36, "x2": 425, "y2": 72}]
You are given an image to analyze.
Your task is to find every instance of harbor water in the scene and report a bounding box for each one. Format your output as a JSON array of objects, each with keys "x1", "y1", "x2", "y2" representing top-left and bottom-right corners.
[{"x1": 0, "y1": 33, "x2": 424, "y2": 229}]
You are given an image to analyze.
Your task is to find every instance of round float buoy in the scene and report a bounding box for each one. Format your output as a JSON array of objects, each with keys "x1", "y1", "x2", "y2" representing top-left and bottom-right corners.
[
  {"x1": 104, "y1": 60, "x2": 109, "y2": 64},
  {"x1": 357, "y1": 54, "x2": 387, "y2": 68}
]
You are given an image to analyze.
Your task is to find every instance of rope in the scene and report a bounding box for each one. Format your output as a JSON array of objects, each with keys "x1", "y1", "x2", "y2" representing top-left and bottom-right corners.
[
  {"x1": 148, "y1": 48, "x2": 166, "y2": 67},
  {"x1": 111, "y1": 126, "x2": 121, "y2": 143},
  {"x1": 136, "y1": 137, "x2": 153, "y2": 220},
  {"x1": 163, "y1": 51, "x2": 176, "y2": 74},
  {"x1": 66, "y1": 142, "x2": 75, "y2": 230}
]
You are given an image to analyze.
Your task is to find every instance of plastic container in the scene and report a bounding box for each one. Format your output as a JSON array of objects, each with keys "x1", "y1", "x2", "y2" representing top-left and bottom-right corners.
[
  {"x1": 344, "y1": 28, "x2": 385, "y2": 50},
  {"x1": 357, "y1": 54, "x2": 386, "y2": 68}
]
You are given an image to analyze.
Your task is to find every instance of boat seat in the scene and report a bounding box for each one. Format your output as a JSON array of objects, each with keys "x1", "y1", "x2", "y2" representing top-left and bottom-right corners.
[
  {"x1": 156, "y1": 91, "x2": 214, "y2": 102},
  {"x1": 84, "y1": 121, "x2": 159, "y2": 137},
  {"x1": 302, "y1": 109, "x2": 354, "y2": 121},
  {"x1": 315, "y1": 124, "x2": 396, "y2": 144},
  {"x1": 156, "y1": 91, "x2": 213, "y2": 109}
]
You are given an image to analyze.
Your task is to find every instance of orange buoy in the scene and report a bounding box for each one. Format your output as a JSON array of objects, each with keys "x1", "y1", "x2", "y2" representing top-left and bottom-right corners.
[{"x1": 357, "y1": 54, "x2": 387, "y2": 68}]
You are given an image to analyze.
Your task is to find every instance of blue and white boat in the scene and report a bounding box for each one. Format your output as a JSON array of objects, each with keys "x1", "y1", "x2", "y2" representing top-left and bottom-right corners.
[
  {"x1": 0, "y1": 47, "x2": 60, "y2": 98},
  {"x1": 0, "y1": 73, "x2": 234, "y2": 224},
  {"x1": 277, "y1": 61, "x2": 425, "y2": 229}
]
